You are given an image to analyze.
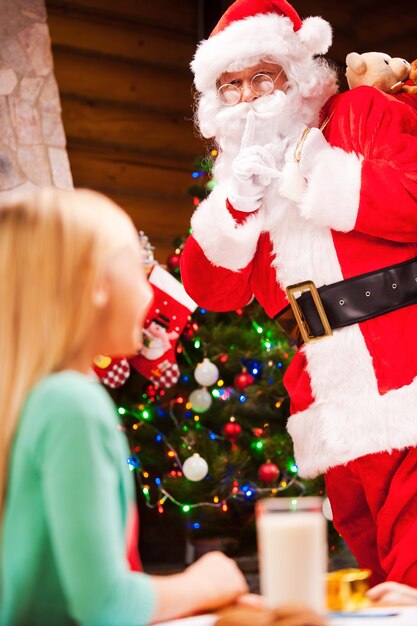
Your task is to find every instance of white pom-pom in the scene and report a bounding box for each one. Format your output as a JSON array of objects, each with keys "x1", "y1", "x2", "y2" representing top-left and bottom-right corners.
[
  {"x1": 298, "y1": 17, "x2": 333, "y2": 55},
  {"x1": 278, "y1": 161, "x2": 306, "y2": 203}
]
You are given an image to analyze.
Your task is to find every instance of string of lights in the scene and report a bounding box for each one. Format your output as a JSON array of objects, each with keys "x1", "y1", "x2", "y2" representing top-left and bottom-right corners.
[{"x1": 110, "y1": 152, "x2": 340, "y2": 553}]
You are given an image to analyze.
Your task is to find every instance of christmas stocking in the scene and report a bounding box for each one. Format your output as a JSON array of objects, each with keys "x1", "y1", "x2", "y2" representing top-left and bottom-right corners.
[
  {"x1": 130, "y1": 264, "x2": 197, "y2": 389},
  {"x1": 93, "y1": 355, "x2": 131, "y2": 389}
]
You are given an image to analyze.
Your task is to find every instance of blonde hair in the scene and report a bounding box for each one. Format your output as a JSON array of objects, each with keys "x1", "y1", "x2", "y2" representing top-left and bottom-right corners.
[{"x1": 0, "y1": 187, "x2": 136, "y2": 520}]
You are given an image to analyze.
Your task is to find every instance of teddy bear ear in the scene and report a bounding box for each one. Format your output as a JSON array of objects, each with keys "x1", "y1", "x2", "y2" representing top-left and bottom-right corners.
[
  {"x1": 346, "y1": 52, "x2": 367, "y2": 75},
  {"x1": 298, "y1": 16, "x2": 333, "y2": 55}
]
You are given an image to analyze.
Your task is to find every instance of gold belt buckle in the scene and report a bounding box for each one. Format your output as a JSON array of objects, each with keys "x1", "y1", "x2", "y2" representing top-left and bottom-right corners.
[{"x1": 285, "y1": 280, "x2": 333, "y2": 344}]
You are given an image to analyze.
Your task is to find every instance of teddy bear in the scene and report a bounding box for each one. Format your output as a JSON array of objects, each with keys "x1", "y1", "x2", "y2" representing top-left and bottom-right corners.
[
  {"x1": 401, "y1": 59, "x2": 417, "y2": 94},
  {"x1": 345, "y1": 51, "x2": 410, "y2": 94}
]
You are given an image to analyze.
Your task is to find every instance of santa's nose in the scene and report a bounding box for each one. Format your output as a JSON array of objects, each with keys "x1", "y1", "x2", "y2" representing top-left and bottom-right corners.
[{"x1": 241, "y1": 82, "x2": 257, "y2": 103}]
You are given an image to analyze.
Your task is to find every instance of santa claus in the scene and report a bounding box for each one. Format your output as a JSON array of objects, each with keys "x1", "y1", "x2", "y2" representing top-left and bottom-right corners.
[{"x1": 180, "y1": 0, "x2": 417, "y2": 587}]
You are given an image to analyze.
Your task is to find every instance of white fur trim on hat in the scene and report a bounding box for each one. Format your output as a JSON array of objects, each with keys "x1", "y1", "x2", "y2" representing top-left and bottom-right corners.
[
  {"x1": 192, "y1": 13, "x2": 332, "y2": 94},
  {"x1": 191, "y1": 185, "x2": 264, "y2": 271}
]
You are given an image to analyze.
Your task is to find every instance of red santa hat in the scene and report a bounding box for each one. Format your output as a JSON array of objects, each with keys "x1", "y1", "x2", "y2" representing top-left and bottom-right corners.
[{"x1": 191, "y1": 0, "x2": 332, "y2": 93}]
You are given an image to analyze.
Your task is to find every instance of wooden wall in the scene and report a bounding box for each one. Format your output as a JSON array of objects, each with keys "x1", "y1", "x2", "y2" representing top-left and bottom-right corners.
[
  {"x1": 293, "y1": 0, "x2": 417, "y2": 79},
  {"x1": 45, "y1": 0, "x2": 203, "y2": 262}
]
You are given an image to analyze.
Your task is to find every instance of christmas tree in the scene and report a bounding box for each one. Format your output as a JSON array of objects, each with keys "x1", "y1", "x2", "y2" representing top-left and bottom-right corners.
[{"x1": 100, "y1": 153, "x2": 342, "y2": 560}]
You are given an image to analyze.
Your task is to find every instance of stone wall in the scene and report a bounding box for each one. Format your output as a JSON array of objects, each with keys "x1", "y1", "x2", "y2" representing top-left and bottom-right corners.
[{"x1": 0, "y1": 0, "x2": 72, "y2": 197}]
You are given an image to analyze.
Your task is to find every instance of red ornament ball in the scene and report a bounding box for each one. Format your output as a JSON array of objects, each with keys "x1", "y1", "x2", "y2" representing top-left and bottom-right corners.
[
  {"x1": 258, "y1": 462, "x2": 280, "y2": 484},
  {"x1": 223, "y1": 421, "x2": 242, "y2": 442},
  {"x1": 253, "y1": 428, "x2": 264, "y2": 438},
  {"x1": 234, "y1": 371, "x2": 255, "y2": 390},
  {"x1": 167, "y1": 252, "x2": 181, "y2": 270},
  {"x1": 183, "y1": 320, "x2": 199, "y2": 340},
  {"x1": 145, "y1": 384, "x2": 158, "y2": 398}
]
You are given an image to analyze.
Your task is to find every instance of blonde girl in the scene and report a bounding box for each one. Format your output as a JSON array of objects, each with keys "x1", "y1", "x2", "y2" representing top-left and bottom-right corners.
[{"x1": 0, "y1": 188, "x2": 248, "y2": 626}]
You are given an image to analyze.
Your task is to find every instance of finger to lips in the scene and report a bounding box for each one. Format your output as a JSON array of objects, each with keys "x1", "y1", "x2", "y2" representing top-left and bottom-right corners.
[{"x1": 240, "y1": 110, "x2": 257, "y2": 150}]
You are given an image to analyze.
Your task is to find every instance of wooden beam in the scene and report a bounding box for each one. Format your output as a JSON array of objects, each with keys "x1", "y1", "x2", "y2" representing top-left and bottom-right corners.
[
  {"x1": 67, "y1": 143, "x2": 194, "y2": 199},
  {"x1": 47, "y1": 10, "x2": 196, "y2": 70},
  {"x1": 81, "y1": 186, "x2": 194, "y2": 261},
  {"x1": 354, "y1": 4, "x2": 417, "y2": 46},
  {"x1": 60, "y1": 96, "x2": 204, "y2": 162},
  {"x1": 52, "y1": 46, "x2": 194, "y2": 115},
  {"x1": 109, "y1": 191, "x2": 194, "y2": 249},
  {"x1": 45, "y1": 0, "x2": 198, "y2": 37}
]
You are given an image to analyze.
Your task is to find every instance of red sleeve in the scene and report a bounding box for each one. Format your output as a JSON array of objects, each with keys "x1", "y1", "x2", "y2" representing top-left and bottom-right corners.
[
  {"x1": 330, "y1": 88, "x2": 417, "y2": 242},
  {"x1": 180, "y1": 234, "x2": 254, "y2": 311},
  {"x1": 225, "y1": 198, "x2": 258, "y2": 224}
]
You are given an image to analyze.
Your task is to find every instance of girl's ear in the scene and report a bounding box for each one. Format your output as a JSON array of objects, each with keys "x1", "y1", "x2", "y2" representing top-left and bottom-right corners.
[{"x1": 92, "y1": 281, "x2": 109, "y2": 308}]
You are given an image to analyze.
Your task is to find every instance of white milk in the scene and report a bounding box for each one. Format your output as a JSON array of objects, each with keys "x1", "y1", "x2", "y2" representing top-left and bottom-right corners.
[{"x1": 257, "y1": 502, "x2": 327, "y2": 611}]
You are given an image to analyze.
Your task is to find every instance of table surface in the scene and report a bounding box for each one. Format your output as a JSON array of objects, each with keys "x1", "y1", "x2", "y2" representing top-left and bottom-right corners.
[{"x1": 157, "y1": 606, "x2": 417, "y2": 626}]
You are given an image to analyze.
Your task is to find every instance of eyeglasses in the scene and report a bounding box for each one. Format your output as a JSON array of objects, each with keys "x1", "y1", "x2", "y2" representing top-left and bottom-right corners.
[{"x1": 217, "y1": 71, "x2": 283, "y2": 106}]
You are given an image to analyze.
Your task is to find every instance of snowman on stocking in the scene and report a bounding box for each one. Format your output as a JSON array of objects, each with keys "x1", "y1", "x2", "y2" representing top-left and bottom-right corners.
[{"x1": 130, "y1": 264, "x2": 197, "y2": 389}]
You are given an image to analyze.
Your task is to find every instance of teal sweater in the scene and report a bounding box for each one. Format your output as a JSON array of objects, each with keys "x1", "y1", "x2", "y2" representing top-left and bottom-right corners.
[{"x1": 0, "y1": 371, "x2": 156, "y2": 626}]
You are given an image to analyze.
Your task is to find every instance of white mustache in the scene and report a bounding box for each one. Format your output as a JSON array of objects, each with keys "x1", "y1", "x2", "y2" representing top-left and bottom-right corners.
[
  {"x1": 214, "y1": 101, "x2": 251, "y2": 127},
  {"x1": 250, "y1": 90, "x2": 287, "y2": 117},
  {"x1": 215, "y1": 90, "x2": 288, "y2": 127}
]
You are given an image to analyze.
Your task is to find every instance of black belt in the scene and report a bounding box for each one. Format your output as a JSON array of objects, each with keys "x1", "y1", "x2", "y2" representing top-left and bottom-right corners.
[{"x1": 276, "y1": 256, "x2": 417, "y2": 346}]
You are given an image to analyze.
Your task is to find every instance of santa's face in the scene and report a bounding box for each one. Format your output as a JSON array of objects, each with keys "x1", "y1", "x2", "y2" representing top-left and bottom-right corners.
[
  {"x1": 217, "y1": 62, "x2": 287, "y2": 106},
  {"x1": 195, "y1": 55, "x2": 338, "y2": 173},
  {"x1": 200, "y1": 74, "x2": 312, "y2": 182},
  {"x1": 203, "y1": 77, "x2": 311, "y2": 184}
]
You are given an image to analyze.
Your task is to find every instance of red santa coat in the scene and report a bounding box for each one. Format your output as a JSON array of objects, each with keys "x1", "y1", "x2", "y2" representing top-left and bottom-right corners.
[{"x1": 181, "y1": 86, "x2": 417, "y2": 478}]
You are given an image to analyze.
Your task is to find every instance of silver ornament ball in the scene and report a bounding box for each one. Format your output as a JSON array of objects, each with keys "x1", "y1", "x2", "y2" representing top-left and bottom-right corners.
[
  {"x1": 189, "y1": 388, "x2": 212, "y2": 412},
  {"x1": 194, "y1": 358, "x2": 219, "y2": 387},
  {"x1": 182, "y1": 454, "x2": 209, "y2": 482}
]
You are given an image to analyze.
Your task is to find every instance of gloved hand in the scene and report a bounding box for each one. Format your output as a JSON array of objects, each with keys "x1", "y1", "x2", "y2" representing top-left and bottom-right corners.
[
  {"x1": 297, "y1": 127, "x2": 332, "y2": 178},
  {"x1": 278, "y1": 127, "x2": 332, "y2": 203},
  {"x1": 229, "y1": 111, "x2": 279, "y2": 212}
]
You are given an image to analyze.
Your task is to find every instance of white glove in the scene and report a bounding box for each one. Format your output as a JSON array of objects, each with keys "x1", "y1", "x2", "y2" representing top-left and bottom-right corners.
[
  {"x1": 278, "y1": 127, "x2": 332, "y2": 203},
  {"x1": 229, "y1": 111, "x2": 279, "y2": 212},
  {"x1": 278, "y1": 160, "x2": 307, "y2": 203},
  {"x1": 297, "y1": 127, "x2": 332, "y2": 178}
]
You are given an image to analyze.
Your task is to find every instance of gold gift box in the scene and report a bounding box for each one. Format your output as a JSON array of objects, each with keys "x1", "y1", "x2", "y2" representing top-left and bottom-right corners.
[{"x1": 327, "y1": 569, "x2": 372, "y2": 611}]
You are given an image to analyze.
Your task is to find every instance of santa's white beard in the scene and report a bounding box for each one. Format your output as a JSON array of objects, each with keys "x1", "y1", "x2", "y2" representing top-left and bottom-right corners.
[{"x1": 210, "y1": 88, "x2": 320, "y2": 185}]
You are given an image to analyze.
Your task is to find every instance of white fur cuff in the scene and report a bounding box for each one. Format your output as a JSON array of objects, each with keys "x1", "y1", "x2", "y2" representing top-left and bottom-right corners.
[
  {"x1": 191, "y1": 186, "x2": 264, "y2": 271},
  {"x1": 287, "y1": 374, "x2": 417, "y2": 478},
  {"x1": 300, "y1": 148, "x2": 363, "y2": 232},
  {"x1": 286, "y1": 324, "x2": 417, "y2": 477}
]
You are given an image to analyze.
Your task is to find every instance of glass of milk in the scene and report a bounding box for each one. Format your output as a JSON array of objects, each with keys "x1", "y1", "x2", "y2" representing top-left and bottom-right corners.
[{"x1": 256, "y1": 496, "x2": 327, "y2": 612}]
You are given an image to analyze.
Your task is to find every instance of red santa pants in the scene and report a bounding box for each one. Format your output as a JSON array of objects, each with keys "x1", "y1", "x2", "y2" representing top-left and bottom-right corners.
[{"x1": 325, "y1": 448, "x2": 417, "y2": 587}]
